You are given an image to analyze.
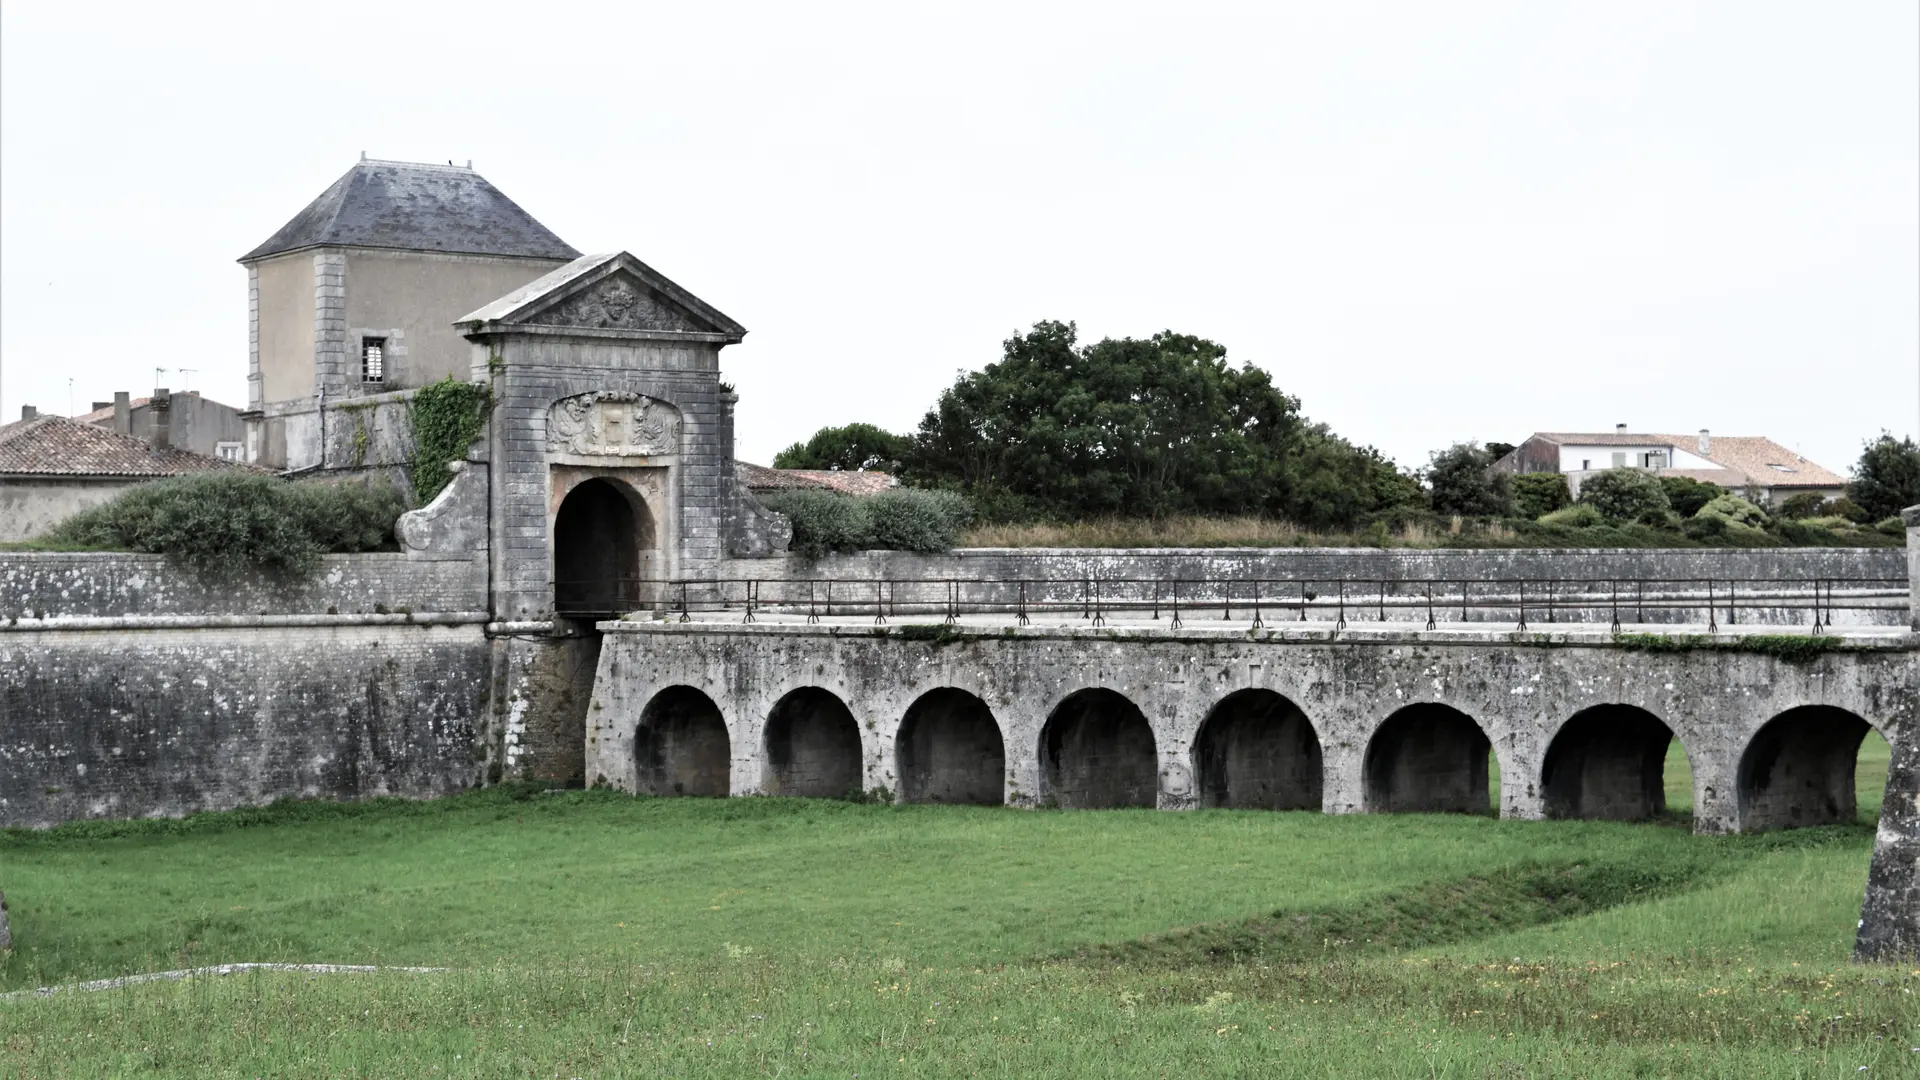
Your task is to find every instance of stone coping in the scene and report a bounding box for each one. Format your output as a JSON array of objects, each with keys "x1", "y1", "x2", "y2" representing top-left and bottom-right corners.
[{"x1": 600, "y1": 613, "x2": 1918, "y2": 649}]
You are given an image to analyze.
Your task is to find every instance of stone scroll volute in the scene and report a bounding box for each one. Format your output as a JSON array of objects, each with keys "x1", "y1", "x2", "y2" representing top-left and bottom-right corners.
[{"x1": 546, "y1": 392, "x2": 681, "y2": 458}]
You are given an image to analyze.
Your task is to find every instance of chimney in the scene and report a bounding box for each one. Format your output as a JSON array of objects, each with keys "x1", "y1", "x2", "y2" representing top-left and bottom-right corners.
[
  {"x1": 150, "y1": 388, "x2": 172, "y2": 452},
  {"x1": 1615, "y1": 423, "x2": 1627, "y2": 434},
  {"x1": 1698, "y1": 428, "x2": 1711, "y2": 456},
  {"x1": 20, "y1": 405, "x2": 37, "y2": 421},
  {"x1": 113, "y1": 392, "x2": 131, "y2": 434}
]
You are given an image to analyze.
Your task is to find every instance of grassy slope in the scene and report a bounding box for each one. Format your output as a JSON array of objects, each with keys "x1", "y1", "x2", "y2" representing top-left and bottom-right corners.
[{"x1": 0, "y1": 742, "x2": 1911, "y2": 1079}]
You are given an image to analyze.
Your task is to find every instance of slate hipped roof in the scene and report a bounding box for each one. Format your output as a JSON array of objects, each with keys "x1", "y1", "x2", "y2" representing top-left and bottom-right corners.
[
  {"x1": 0, "y1": 416, "x2": 256, "y2": 478},
  {"x1": 240, "y1": 159, "x2": 580, "y2": 263}
]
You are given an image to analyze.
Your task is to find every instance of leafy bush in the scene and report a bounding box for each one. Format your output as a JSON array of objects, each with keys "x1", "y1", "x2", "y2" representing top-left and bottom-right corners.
[
  {"x1": 46, "y1": 473, "x2": 407, "y2": 575},
  {"x1": 1695, "y1": 493, "x2": 1769, "y2": 528},
  {"x1": 761, "y1": 490, "x2": 869, "y2": 557},
  {"x1": 1510, "y1": 473, "x2": 1570, "y2": 519},
  {"x1": 1827, "y1": 496, "x2": 1869, "y2": 523},
  {"x1": 761, "y1": 489, "x2": 974, "y2": 558},
  {"x1": 1538, "y1": 502, "x2": 1603, "y2": 528},
  {"x1": 1657, "y1": 476, "x2": 1722, "y2": 517},
  {"x1": 1877, "y1": 516, "x2": 1907, "y2": 536},
  {"x1": 863, "y1": 489, "x2": 972, "y2": 552},
  {"x1": 1776, "y1": 492, "x2": 1827, "y2": 520},
  {"x1": 1576, "y1": 469, "x2": 1670, "y2": 524}
]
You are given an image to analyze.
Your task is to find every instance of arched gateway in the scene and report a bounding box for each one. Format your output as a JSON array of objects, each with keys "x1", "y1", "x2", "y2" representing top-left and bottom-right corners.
[{"x1": 552, "y1": 478, "x2": 653, "y2": 619}]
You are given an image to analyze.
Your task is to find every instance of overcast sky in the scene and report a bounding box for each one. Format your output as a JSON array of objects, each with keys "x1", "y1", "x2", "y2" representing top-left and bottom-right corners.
[{"x1": 3, "y1": 1, "x2": 1915, "y2": 475}]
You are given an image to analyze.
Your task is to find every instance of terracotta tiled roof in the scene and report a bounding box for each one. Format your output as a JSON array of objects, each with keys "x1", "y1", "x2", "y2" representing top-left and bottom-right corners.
[
  {"x1": 1526, "y1": 431, "x2": 1847, "y2": 489},
  {"x1": 0, "y1": 416, "x2": 257, "y2": 478},
  {"x1": 735, "y1": 461, "x2": 898, "y2": 496},
  {"x1": 74, "y1": 397, "x2": 151, "y2": 424}
]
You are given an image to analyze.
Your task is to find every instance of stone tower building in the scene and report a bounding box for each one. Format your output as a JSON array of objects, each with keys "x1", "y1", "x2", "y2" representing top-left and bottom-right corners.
[
  {"x1": 239, "y1": 157, "x2": 578, "y2": 470},
  {"x1": 242, "y1": 157, "x2": 788, "y2": 783}
]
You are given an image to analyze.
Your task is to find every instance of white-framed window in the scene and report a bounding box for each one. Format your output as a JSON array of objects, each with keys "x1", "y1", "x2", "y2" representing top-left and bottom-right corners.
[
  {"x1": 361, "y1": 337, "x2": 387, "y2": 383},
  {"x1": 1644, "y1": 451, "x2": 1667, "y2": 469},
  {"x1": 215, "y1": 441, "x2": 244, "y2": 461},
  {"x1": 1610, "y1": 452, "x2": 1627, "y2": 468}
]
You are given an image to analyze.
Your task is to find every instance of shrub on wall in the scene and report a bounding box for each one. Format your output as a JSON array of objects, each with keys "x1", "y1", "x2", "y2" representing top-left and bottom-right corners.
[
  {"x1": 1510, "y1": 473, "x2": 1570, "y2": 519},
  {"x1": 46, "y1": 473, "x2": 407, "y2": 575},
  {"x1": 409, "y1": 377, "x2": 493, "y2": 503},
  {"x1": 761, "y1": 488, "x2": 974, "y2": 558},
  {"x1": 1577, "y1": 469, "x2": 1670, "y2": 524}
]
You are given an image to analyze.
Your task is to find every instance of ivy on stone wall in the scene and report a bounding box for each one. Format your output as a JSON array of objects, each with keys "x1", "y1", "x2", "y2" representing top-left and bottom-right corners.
[{"x1": 409, "y1": 377, "x2": 493, "y2": 503}]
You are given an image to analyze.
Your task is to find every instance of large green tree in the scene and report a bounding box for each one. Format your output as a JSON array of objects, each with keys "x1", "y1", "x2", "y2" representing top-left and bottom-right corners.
[
  {"x1": 909, "y1": 320, "x2": 1411, "y2": 525},
  {"x1": 772, "y1": 423, "x2": 913, "y2": 473},
  {"x1": 1847, "y1": 432, "x2": 1920, "y2": 520},
  {"x1": 1423, "y1": 442, "x2": 1511, "y2": 517}
]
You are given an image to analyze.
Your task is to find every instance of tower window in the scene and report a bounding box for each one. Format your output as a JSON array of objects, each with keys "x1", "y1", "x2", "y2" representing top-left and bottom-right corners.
[{"x1": 361, "y1": 337, "x2": 387, "y2": 382}]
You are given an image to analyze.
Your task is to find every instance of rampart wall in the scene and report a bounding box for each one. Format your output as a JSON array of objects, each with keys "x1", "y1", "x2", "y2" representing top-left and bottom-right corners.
[{"x1": 0, "y1": 552, "x2": 491, "y2": 829}]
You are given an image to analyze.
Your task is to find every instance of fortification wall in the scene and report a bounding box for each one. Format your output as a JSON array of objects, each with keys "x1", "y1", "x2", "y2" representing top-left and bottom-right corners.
[
  {"x1": 0, "y1": 551, "x2": 486, "y2": 620},
  {"x1": 0, "y1": 552, "x2": 492, "y2": 828}
]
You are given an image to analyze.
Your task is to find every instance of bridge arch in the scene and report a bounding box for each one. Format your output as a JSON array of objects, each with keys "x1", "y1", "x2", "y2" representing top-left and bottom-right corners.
[
  {"x1": 1041, "y1": 688, "x2": 1157, "y2": 809},
  {"x1": 1737, "y1": 705, "x2": 1876, "y2": 832},
  {"x1": 1192, "y1": 689, "x2": 1322, "y2": 810},
  {"x1": 635, "y1": 685, "x2": 730, "y2": 797},
  {"x1": 764, "y1": 687, "x2": 862, "y2": 799},
  {"x1": 897, "y1": 688, "x2": 1005, "y2": 805},
  {"x1": 1363, "y1": 703, "x2": 1492, "y2": 814},
  {"x1": 1541, "y1": 705, "x2": 1680, "y2": 821}
]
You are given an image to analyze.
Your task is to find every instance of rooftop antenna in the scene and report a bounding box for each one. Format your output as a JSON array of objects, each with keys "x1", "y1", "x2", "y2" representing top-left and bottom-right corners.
[
  {"x1": 68, "y1": 378, "x2": 74, "y2": 417},
  {"x1": 177, "y1": 368, "x2": 198, "y2": 394},
  {"x1": 154, "y1": 366, "x2": 168, "y2": 390}
]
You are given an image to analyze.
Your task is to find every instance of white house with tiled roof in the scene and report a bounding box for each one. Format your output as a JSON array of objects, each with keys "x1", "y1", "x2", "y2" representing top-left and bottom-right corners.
[{"x1": 1492, "y1": 425, "x2": 1848, "y2": 506}]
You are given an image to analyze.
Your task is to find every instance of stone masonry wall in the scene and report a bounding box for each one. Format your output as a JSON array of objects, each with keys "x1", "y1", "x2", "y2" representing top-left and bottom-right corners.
[
  {"x1": 1, "y1": 623, "x2": 486, "y2": 829},
  {"x1": 0, "y1": 552, "x2": 487, "y2": 620},
  {"x1": 0, "y1": 551, "x2": 492, "y2": 828}
]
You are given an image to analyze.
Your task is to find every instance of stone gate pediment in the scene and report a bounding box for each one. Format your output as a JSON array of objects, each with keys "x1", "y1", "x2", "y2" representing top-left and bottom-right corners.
[
  {"x1": 527, "y1": 272, "x2": 707, "y2": 333},
  {"x1": 548, "y1": 391, "x2": 681, "y2": 457},
  {"x1": 455, "y1": 252, "x2": 747, "y2": 342}
]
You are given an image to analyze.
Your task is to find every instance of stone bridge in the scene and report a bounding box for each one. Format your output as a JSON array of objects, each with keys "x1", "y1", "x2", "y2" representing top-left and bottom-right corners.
[{"x1": 586, "y1": 614, "x2": 1915, "y2": 835}]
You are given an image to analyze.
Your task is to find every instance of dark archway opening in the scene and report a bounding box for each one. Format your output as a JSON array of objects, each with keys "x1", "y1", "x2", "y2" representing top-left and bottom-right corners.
[
  {"x1": 1042, "y1": 689, "x2": 1157, "y2": 809},
  {"x1": 1738, "y1": 706, "x2": 1873, "y2": 832},
  {"x1": 1541, "y1": 705, "x2": 1675, "y2": 821},
  {"x1": 635, "y1": 686, "x2": 730, "y2": 797},
  {"x1": 1364, "y1": 704, "x2": 1492, "y2": 814},
  {"x1": 1193, "y1": 689, "x2": 1323, "y2": 810},
  {"x1": 554, "y1": 478, "x2": 652, "y2": 619},
  {"x1": 765, "y1": 688, "x2": 863, "y2": 798},
  {"x1": 897, "y1": 688, "x2": 1005, "y2": 806}
]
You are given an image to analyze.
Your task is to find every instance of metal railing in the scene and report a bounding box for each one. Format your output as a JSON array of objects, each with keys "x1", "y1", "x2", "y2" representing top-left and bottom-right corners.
[{"x1": 605, "y1": 575, "x2": 1909, "y2": 634}]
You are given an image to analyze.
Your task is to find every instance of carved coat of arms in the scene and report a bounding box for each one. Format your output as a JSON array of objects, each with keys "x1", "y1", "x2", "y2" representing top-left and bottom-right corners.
[
  {"x1": 530, "y1": 277, "x2": 701, "y2": 332},
  {"x1": 548, "y1": 392, "x2": 681, "y2": 457}
]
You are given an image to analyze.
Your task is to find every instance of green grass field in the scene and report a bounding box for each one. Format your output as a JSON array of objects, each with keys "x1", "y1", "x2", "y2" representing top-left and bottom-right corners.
[{"x1": 2, "y1": 733, "x2": 1911, "y2": 1079}]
